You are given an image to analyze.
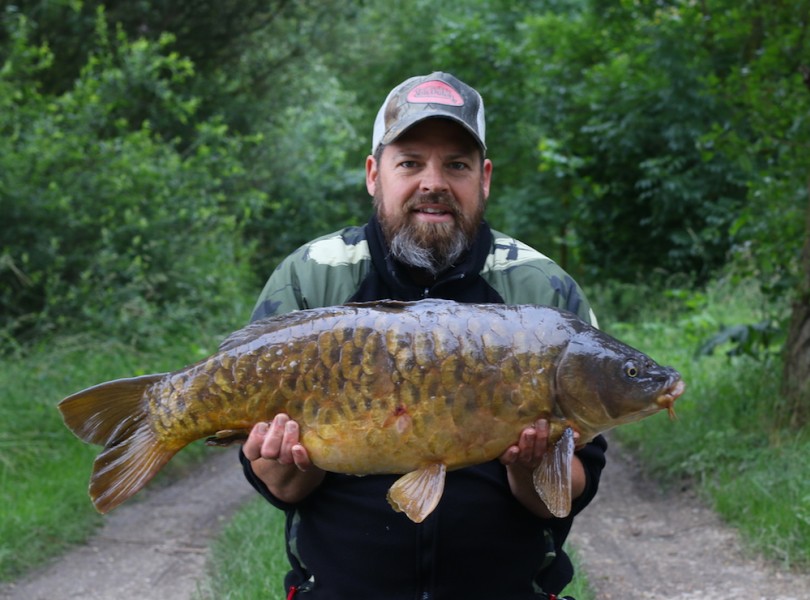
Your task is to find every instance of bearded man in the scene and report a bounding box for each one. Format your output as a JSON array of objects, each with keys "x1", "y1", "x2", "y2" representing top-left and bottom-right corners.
[{"x1": 240, "y1": 72, "x2": 607, "y2": 600}]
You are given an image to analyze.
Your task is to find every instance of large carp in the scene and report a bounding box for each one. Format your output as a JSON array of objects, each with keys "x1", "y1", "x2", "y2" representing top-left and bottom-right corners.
[{"x1": 58, "y1": 299, "x2": 684, "y2": 522}]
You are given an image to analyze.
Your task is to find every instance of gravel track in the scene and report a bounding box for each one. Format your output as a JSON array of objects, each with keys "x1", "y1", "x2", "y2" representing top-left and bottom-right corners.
[{"x1": 569, "y1": 437, "x2": 810, "y2": 599}]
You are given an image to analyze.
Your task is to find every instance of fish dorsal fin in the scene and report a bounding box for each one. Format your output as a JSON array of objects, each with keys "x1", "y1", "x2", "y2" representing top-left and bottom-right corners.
[
  {"x1": 532, "y1": 427, "x2": 575, "y2": 518},
  {"x1": 219, "y1": 305, "x2": 360, "y2": 352},
  {"x1": 343, "y1": 299, "x2": 411, "y2": 311},
  {"x1": 218, "y1": 312, "x2": 312, "y2": 352},
  {"x1": 387, "y1": 463, "x2": 447, "y2": 523}
]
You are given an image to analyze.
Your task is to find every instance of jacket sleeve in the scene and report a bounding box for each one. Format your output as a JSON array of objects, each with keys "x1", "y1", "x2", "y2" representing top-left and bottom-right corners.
[
  {"x1": 250, "y1": 227, "x2": 372, "y2": 322},
  {"x1": 250, "y1": 250, "x2": 308, "y2": 321}
]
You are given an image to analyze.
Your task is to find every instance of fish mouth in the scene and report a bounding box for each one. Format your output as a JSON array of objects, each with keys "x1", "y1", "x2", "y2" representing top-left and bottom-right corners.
[{"x1": 656, "y1": 378, "x2": 685, "y2": 419}]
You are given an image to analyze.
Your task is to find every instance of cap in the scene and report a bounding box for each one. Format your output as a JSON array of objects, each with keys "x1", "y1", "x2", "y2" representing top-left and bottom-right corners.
[{"x1": 371, "y1": 72, "x2": 486, "y2": 155}]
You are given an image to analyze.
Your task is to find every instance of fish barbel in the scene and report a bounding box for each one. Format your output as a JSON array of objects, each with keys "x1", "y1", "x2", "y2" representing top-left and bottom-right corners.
[{"x1": 58, "y1": 299, "x2": 684, "y2": 522}]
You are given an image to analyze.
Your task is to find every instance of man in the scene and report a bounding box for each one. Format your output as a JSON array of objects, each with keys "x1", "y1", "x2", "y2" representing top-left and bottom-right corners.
[{"x1": 240, "y1": 72, "x2": 607, "y2": 600}]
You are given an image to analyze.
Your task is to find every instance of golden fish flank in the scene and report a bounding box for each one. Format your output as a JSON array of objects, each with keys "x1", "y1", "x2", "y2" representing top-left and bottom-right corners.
[{"x1": 58, "y1": 298, "x2": 685, "y2": 523}]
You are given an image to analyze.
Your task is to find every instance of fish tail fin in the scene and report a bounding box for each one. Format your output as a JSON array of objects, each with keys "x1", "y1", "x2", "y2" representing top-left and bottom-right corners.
[{"x1": 58, "y1": 374, "x2": 178, "y2": 513}]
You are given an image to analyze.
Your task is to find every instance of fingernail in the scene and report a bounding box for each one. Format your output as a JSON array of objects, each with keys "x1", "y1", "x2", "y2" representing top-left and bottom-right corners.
[{"x1": 256, "y1": 422, "x2": 268, "y2": 434}]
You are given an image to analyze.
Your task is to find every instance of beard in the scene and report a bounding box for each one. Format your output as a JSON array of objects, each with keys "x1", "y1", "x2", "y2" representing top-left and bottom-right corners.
[{"x1": 375, "y1": 188, "x2": 486, "y2": 276}]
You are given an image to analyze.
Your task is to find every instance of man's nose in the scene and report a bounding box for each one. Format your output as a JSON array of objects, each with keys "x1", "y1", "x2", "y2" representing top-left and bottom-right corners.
[{"x1": 420, "y1": 162, "x2": 449, "y2": 193}]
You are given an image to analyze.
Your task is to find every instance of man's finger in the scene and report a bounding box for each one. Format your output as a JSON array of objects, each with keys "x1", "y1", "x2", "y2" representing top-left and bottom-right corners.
[
  {"x1": 278, "y1": 419, "x2": 300, "y2": 465},
  {"x1": 242, "y1": 421, "x2": 269, "y2": 461},
  {"x1": 261, "y1": 414, "x2": 290, "y2": 459},
  {"x1": 291, "y1": 443, "x2": 313, "y2": 471}
]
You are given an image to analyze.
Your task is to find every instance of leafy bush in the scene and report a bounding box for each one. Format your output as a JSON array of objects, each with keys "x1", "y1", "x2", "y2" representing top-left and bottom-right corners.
[{"x1": 0, "y1": 12, "x2": 263, "y2": 345}]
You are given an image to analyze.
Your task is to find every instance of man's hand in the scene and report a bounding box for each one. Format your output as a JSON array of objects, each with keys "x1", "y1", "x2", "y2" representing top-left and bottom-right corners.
[
  {"x1": 243, "y1": 413, "x2": 314, "y2": 470},
  {"x1": 499, "y1": 419, "x2": 585, "y2": 518},
  {"x1": 499, "y1": 418, "x2": 553, "y2": 470},
  {"x1": 243, "y1": 414, "x2": 325, "y2": 503}
]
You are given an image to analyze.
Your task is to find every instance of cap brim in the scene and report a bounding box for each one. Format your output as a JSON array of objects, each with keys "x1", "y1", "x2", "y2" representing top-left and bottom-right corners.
[{"x1": 380, "y1": 111, "x2": 486, "y2": 153}]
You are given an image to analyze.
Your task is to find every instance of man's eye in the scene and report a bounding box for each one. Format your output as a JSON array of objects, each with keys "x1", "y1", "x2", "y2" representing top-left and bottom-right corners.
[{"x1": 448, "y1": 162, "x2": 469, "y2": 170}]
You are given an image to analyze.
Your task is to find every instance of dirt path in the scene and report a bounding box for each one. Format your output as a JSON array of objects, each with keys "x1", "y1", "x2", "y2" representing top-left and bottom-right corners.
[
  {"x1": 569, "y1": 436, "x2": 810, "y2": 599},
  {"x1": 0, "y1": 448, "x2": 253, "y2": 600},
  {"x1": 2, "y1": 441, "x2": 809, "y2": 600}
]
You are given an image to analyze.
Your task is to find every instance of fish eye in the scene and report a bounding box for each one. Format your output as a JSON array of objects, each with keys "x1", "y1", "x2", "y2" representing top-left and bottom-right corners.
[{"x1": 624, "y1": 361, "x2": 639, "y2": 378}]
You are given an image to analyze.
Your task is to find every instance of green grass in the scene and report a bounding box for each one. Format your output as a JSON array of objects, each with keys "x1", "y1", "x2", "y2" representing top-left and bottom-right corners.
[
  {"x1": 561, "y1": 546, "x2": 596, "y2": 600},
  {"x1": 0, "y1": 329, "x2": 232, "y2": 581},
  {"x1": 194, "y1": 498, "x2": 288, "y2": 599}
]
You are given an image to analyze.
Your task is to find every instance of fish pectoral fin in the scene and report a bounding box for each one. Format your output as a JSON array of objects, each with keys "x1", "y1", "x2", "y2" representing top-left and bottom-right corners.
[
  {"x1": 532, "y1": 427, "x2": 575, "y2": 518},
  {"x1": 205, "y1": 429, "x2": 250, "y2": 447},
  {"x1": 387, "y1": 463, "x2": 447, "y2": 523}
]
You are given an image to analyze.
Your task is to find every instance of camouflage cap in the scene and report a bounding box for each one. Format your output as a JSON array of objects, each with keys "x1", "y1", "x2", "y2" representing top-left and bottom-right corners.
[{"x1": 371, "y1": 72, "x2": 486, "y2": 155}]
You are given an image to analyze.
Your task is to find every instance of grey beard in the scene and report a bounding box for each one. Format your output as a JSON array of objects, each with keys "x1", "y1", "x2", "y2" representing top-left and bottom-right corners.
[{"x1": 387, "y1": 224, "x2": 469, "y2": 276}]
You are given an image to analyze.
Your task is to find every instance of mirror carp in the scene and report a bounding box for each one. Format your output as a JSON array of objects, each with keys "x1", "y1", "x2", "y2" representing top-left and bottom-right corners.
[{"x1": 58, "y1": 299, "x2": 685, "y2": 522}]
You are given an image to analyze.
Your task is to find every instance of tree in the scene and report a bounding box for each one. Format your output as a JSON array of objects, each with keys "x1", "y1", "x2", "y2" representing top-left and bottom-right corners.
[{"x1": 782, "y1": 180, "x2": 810, "y2": 426}]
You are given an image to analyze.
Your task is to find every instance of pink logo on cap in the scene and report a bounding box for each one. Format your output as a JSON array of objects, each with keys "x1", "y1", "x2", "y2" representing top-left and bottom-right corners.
[{"x1": 406, "y1": 80, "x2": 464, "y2": 106}]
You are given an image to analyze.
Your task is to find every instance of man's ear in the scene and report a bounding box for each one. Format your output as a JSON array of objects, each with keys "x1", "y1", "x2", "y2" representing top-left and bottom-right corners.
[
  {"x1": 365, "y1": 155, "x2": 378, "y2": 196},
  {"x1": 482, "y1": 158, "x2": 493, "y2": 200}
]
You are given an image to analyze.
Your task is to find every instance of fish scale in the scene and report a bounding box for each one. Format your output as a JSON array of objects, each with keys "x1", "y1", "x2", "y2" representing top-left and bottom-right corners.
[{"x1": 58, "y1": 298, "x2": 685, "y2": 521}]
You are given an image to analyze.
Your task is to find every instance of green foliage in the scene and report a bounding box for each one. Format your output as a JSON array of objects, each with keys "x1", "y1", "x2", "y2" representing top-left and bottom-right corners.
[
  {"x1": 516, "y1": 3, "x2": 748, "y2": 280},
  {"x1": 696, "y1": 321, "x2": 782, "y2": 360},
  {"x1": 239, "y1": 65, "x2": 367, "y2": 274},
  {"x1": 0, "y1": 11, "x2": 262, "y2": 343},
  {"x1": 697, "y1": 0, "x2": 810, "y2": 305}
]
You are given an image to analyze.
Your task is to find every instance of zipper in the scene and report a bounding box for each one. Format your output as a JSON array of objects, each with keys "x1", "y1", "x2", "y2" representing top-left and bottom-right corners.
[
  {"x1": 422, "y1": 272, "x2": 467, "y2": 299},
  {"x1": 415, "y1": 510, "x2": 439, "y2": 600}
]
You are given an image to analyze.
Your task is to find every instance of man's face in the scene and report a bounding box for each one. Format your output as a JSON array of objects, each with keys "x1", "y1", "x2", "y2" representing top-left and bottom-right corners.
[{"x1": 366, "y1": 119, "x2": 493, "y2": 275}]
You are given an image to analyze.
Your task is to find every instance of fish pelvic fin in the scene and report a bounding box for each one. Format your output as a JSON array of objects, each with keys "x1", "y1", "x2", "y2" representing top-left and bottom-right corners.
[
  {"x1": 533, "y1": 427, "x2": 575, "y2": 518},
  {"x1": 387, "y1": 463, "x2": 447, "y2": 523},
  {"x1": 206, "y1": 429, "x2": 251, "y2": 446},
  {"x1": 57, "y1": 374, "x2": 176, "y2": 513}
]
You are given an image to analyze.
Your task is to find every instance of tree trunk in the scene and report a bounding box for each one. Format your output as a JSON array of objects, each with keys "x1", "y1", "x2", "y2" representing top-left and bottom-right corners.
[{"x1": 780, "y1": 178, "x2": 810, "y2": 428}]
